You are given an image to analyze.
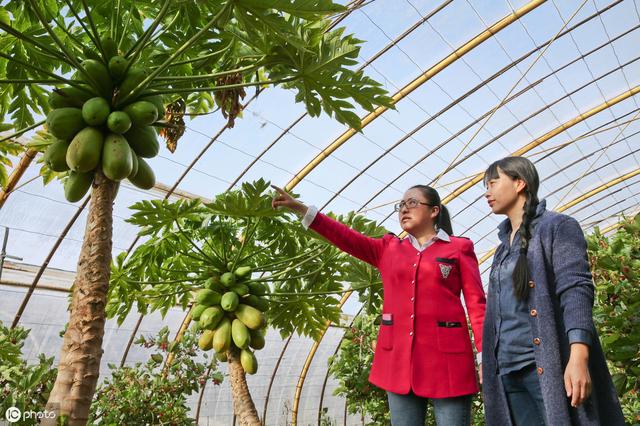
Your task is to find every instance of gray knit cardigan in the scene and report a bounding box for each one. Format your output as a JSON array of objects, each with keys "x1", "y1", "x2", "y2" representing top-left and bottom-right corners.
[{"x1": 482, "y1": 204, "x2": 625, "y2": 426}]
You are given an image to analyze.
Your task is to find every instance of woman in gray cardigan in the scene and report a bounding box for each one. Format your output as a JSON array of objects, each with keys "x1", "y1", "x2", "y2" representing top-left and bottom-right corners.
[{"x1": 481, "y1": 157, "x2": 624, "y2": 426}]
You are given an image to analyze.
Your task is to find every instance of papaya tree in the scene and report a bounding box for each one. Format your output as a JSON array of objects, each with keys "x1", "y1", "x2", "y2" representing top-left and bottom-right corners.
[
  {"x1": 108, "y1": 179, "x2": 387, "y2": 424},
  {"x1": 0, "y1": 1, "x2": 392, "y2": 423}
]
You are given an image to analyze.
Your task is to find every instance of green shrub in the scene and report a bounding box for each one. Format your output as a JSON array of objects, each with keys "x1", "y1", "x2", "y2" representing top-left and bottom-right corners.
[{"x1": 587, "y1": 214, "x2": 640, "y2": 424}]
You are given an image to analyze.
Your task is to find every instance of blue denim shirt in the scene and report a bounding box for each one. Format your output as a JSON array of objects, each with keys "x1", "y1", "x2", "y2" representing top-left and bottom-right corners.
[
  {"x1": 493, "y1": 228, "x2": 536, "y2": 375},
  {"x1": 492, "y1": 200, "x2": 592, "y2": 375}
]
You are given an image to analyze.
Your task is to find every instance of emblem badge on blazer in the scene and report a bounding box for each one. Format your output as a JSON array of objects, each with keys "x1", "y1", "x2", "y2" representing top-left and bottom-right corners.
[{"x1": 439, "y1": 263, "x2": 452, "y2": 279}]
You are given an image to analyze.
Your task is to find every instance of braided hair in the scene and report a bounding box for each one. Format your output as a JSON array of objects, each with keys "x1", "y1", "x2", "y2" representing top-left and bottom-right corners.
[
  {"x1": 409, "y1": 185, "x2": 453, "y2": 236},
  {"x1": 484, "y1": 157, "x2": 540, "y2": 301}
]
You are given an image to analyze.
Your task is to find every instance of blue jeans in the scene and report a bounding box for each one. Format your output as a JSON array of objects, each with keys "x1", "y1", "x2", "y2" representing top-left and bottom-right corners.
[
  {"x1": 500, "y1": 364, "x2": 547, "y2": 426},
  {"x1": 386, "y1": 391, "x2": 471, "y2": 426}
]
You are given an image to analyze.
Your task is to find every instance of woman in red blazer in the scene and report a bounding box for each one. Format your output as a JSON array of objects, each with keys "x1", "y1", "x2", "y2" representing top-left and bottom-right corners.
[{"x1": 272, "y1": 184, "x2": 486, "y2": 426}]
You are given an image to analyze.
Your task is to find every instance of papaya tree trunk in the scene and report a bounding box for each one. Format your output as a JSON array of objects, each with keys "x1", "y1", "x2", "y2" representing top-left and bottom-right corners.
[
  {"x1": 228, "y1": 350, "x2": 261, "y2": 426},
  {"x1": 43, "y1": 171, "x2": 117, "y2": 426}
]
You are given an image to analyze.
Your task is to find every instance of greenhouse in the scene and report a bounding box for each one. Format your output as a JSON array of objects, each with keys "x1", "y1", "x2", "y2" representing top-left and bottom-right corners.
[{"x1": 0, "y1": 0, "x2": 638, "y2": 425}]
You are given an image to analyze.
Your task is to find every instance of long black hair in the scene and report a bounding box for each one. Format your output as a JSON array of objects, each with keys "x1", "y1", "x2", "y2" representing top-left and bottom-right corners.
[
  {"x1": 484, "y1": 157, "x2": 540, "y2": 301},
  {"x1": 409, "y1": 185, "x2": 453, "y2": 236}
]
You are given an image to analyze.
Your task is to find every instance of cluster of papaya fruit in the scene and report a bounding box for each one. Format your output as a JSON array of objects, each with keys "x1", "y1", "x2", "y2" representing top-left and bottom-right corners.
[
  {"x1": 192, "y1": 263, "x2": 269, "y2": 375},
  {"x1": 42, "y1": 35, "x2": 163, "y2": 202}
]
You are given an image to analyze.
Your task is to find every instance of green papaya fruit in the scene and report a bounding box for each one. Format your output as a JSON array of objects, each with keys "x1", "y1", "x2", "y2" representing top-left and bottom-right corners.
[
  {"x1": 199, "y1": 306, "x2": 224, "y2": 330},
  {"x1": 46, "y1": 108, "x2": 85, "y2": 140},
  {"x1": 102, "y1": 133, "x2": 133, "y2": 181},
  {"x1": 127, "y1": 156, "x2": 155, "y2": 189},
  {"x1": 249, "y1": 329, "x2": 266, "y2": 350},
  {"x1": 82, "y1": 46, "x2": 102, "y2": 63},
  {"x1": 140, "y1": 94, "x2": 165, "y2": 118},
  {"x1": 221, "y1": 291, "x2": 240, "y2": 312},
  {"x1": 191, "y1": 304, "x2": 208, "y2": 321},
  {"x1": 240, "y1": 348, "x2": 258, "y2": 374},
  {"x1": 212, "y1": 318, "x2": 231, "y2": 353},
  {"x1": 108, "y1": 56, "x2": 129, "y2": 82},
  {"x1": 247, "y1": 281, "x2": 268, "y2": 295},
  {"x1": 123, "y1": 101, "x2": 158, "y2": 127},
  {"x1": 64, "y1": 171, "x2": 93, "y2": 202},
  {"x1": 124, "y1": 126, "x2": 159, "y2": 158},
  {"x1": 48, "y1": 86, "x2": 93, "y2": 109},
  {"x1": 129, "y1": 147, "x2": 138, "y2": 178},
  {"x1": 66, "y1": 127, "x2": 104, "y2": 173},
  {"x1": 231, "y1": 283, "x2": 250, "y2": 297},
  {"x1": 117, "y1": 66, "x2": 150, "y2": 102},
  {"x1": 107, "y1": 111, "x2": 132, "y2": 134},
  {"x1": 198, "y1": 330, "x2": 215, "y2": 351},
  {"x1": 100, "y1": 35, "x2": 118, "y2": 60},
  {"x1": 235, "y1": 304, "x2": 265, "y2": 330},
  {"x1": 220, "y1": 272, "x2": 236, "y2": 287},
  {"x1": 204, "y1": 275, "x2": 225, "y2": 292},
  {"x1": 226, "y1": 261, "x2": 234, "y2": 272},
  {"x1": 231, "y1": 319, "x2": 250, "y2": 349},
  {"x1": 244, "y1": 294, "x2": 269, "y2": 312},
  {"x1": 43, "y1": 139, "x2": 70, "y2": 172},
  {"x1": 82, "y1": 97, "x2": 111, "y2": 126},
  {"x1": 81, "y1": 59, "x2": 113, "y2": 98},
  {"x1": 234, "y1": 266, "x2": 252, "y2": 279},
  {"x1": 215, "y1": 351, "x2": 228, "y2": 362},
  {"x1": 195, "y1": 289, "x2": 222, "y2": 306},
  {"x1": 190, "y1": 321, "x2": 201, "y2": 332}
]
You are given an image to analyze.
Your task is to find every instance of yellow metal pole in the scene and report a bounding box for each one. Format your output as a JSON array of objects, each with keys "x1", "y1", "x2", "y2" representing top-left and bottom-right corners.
[
  {"x1": 285, "y1": 0, "x2": 547, "y2": 191},
  {"x1": 555, "y1": 169, "x2": 640, "y2": 212},
  {"x1": 291, "y1": 290, "x2": 353, "y2": 425},
  {"x1": 0, "y1": 148, "x2": 37, "y2": 209},
  {"x1": 600, "y1": 221, "x2": 624, "y2": 235},
  {"x1": 442, "y1": 85, "x2": 640, "y2": 204},
  {"x1": 162, "y1": 308, "x2": 193, "y2": 377}
]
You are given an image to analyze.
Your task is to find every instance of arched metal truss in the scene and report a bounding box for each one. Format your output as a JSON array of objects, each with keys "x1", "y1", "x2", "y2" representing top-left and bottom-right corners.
[
  {"x1": 285, "y1": 0, "x2": 547, "y2": 191},
  {"x1": 319, "y1": 8, "x2": 638, "y2": 211}
]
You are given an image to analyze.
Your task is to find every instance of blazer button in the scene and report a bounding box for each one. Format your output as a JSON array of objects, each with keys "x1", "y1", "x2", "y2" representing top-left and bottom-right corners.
[
  {"x1": 528, "y1": 280, "x2": 535, "y2": 288},
  {"x1": 533, "y1": 337, "x2": 541, "y2": 345},
  {"x1": 409, "y1": 331, "x2": 414, "y2": 336},
  {"x1": 537, "y1": 367, "x2": 544, "y2": 375},
  {"x1": 413, "y1": 263, "x2": 417, "y2": 267},
  {"x1": 410, "y1": 314, "x2": 414, "y2": 319},
  {"x1": 410, "y1": 297, "x2": 414, "y2": 302},
  {"x1": 530, "y1": 309, "x2": 538, "y2": 317}
]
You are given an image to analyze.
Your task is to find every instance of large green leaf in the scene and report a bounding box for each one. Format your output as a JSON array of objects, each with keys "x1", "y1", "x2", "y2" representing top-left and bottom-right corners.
[{"x1": 0, "y1": 0, "x2": 390, "y2": 142}]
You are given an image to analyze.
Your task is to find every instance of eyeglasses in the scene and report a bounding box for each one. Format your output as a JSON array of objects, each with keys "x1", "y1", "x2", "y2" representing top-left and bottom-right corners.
[{"x1": 393, "y1": 199, "x2": 433, "y2": 212}]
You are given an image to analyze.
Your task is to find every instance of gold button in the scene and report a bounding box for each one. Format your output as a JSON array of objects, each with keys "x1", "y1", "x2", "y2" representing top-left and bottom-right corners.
[
  {"x1": 533, "y1": 338, "x2": 541, "y2": 345},
  {"x1": 537, "y1": 367, "x2": 544, "y2": 375},
  {"x1": 530, "y1": 309, "x2": 538, "y2": 317},
  {"x1": 528, "y1": 280, "x2": 535, "y2": 288}
]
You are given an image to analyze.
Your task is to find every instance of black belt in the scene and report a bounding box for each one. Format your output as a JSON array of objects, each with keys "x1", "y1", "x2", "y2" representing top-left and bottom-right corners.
[{"x1": 437, "y1": 321, "x2": 461, "y2": 328}]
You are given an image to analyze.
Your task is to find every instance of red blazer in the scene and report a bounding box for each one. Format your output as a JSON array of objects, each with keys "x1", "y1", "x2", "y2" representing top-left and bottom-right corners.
[{"x1": 310, "y1": 212, "x2": 486, "y2": 398}]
